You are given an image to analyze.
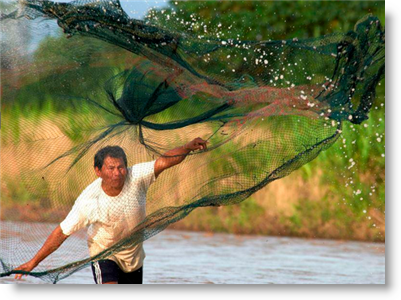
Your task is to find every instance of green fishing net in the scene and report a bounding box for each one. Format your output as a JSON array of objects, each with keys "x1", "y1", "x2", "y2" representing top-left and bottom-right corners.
[{"x1": 0, "y1": 0, "x2": 384, "y2": 283}]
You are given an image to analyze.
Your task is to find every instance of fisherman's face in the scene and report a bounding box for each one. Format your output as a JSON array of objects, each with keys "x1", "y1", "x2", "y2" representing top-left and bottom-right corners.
[{"x1": 95, "y1": 156, "x2": 128, "y2": 191}]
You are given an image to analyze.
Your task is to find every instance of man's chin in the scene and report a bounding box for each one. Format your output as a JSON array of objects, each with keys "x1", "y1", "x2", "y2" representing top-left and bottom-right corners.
[{"x1": 113, "y1": 183, "x2": 124, "y2": 189}]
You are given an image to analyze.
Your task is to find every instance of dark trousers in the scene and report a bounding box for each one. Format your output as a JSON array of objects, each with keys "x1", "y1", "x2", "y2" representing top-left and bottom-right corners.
[{"x1": 91, "y1": 259, "x2": 143, "y2": 284}]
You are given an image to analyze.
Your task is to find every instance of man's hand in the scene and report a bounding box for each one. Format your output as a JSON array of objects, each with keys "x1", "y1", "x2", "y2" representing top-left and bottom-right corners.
[
  {"x1": 14, "y1": 260, "x2": 37, "y2": 280},
  {"x1": 154, "y1": 137, "x2": 208, "y2": 178},
  {"x1": 12, "y1": 225, "x2": 68, "y2": 280},
  {"x1": 184, "y1": 137, "x2": 208, "y2": 152}
]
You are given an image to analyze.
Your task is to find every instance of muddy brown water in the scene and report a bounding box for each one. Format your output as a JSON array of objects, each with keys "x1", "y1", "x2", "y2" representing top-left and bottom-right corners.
[{"x1": 0, "y1": 222, "x2": 385, "y2": 284}]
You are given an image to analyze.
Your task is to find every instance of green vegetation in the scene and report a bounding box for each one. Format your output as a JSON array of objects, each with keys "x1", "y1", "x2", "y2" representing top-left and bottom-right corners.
[
  {"x1": 152, "y1": 0, "x2": 385, "y2": 241},
  {"x1": 1, "y1": 1, "x2": 384, "y2": 241}
]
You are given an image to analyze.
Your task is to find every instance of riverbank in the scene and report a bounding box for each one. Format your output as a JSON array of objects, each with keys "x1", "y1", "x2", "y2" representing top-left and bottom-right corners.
[
  {"x1": 172, "y1": 174, "x2": 385, "y2": 242},
  {"x1": 1, "y1": 191, "x2": 385, "y2": 242}
]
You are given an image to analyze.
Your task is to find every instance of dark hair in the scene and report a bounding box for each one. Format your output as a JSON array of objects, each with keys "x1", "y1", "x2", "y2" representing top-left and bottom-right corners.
[{"x1": 94, "y1": 146, "x2": 128, "y2": 169}]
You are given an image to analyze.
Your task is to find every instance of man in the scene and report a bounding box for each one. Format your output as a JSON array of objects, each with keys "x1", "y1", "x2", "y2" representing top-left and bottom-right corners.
[{"x1": 14, "y1": 137, "x2": 208, "y2": 284}]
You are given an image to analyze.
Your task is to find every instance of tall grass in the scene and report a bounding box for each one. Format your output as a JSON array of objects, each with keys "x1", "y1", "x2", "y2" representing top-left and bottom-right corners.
[{"x1": 1, "y1": 77, "x2": 385, "y2": 241}]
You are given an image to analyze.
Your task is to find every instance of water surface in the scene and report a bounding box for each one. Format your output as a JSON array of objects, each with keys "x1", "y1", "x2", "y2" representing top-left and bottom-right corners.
[{"x1": 0, "y1": 224, "x2": 385, "y2": 284}]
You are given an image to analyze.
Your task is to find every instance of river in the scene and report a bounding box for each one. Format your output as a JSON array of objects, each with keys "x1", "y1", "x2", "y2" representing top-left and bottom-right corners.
[{"x1": 0, "y1": 222, "x2": 385, "y2": 284}]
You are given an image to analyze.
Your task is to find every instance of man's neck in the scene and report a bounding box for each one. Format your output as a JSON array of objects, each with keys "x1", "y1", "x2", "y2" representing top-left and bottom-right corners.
[{"x1": 101, "y1": 182, "x2": 123, "y2": 197}]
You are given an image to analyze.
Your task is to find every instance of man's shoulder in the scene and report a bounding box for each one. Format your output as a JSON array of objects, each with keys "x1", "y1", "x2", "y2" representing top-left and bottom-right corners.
[
  {"x1": 77, "y1": 177, "x2": 102, "y2": 201},
  {"x1": 128, "y1": 160, "x2": 156, "y2": 180},
  {"x1": 129, "y1": 160, "x2": 156, "y2": 172}
]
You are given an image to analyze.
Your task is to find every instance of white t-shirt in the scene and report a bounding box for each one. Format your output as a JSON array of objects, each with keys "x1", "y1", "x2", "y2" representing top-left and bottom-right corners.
[{"x1": 60, "y1": 160, "x2": 156, "y2": 272}]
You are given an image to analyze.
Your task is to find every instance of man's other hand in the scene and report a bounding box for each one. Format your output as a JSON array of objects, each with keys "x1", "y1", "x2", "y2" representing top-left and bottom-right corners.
[
  {"x1": 184, "y1": 137, "x2": 208, "y2": 151},
  {"x1": 14, "y1": 260, "x2": 37, "y2": 280}
]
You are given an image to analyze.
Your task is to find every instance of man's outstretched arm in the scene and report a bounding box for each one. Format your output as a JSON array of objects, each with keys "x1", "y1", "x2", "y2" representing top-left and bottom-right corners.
[
  {"x1": 154, "y1": 137, "x2": 207, "y2": 178},
  {"x1": 14, "y1": 225, "x2": 69, "y2": 279}
]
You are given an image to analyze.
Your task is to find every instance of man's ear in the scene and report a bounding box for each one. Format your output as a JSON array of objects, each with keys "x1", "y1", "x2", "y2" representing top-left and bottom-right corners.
[{"x1": 94, "y1": 166, "x2": 102, "y2": 177}]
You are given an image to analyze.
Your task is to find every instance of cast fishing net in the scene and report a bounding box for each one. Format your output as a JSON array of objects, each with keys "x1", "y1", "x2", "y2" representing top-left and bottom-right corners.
[{"x1": 0, "y1": 0, "x2": 384, "y2": 283}]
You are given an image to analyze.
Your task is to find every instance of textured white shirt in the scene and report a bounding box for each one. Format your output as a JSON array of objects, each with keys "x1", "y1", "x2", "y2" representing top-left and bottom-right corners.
[{"x1": 60, "y1": 160, "x2": 156, "y2": 272}]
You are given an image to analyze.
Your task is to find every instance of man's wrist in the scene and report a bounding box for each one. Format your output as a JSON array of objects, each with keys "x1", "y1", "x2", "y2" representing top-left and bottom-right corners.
[
  {"x1": 182, "y1": 144, "x2": 192, "y2": 152},
  {"x1": 29, "y1": 259, "x2": 39, "y2": 269}
]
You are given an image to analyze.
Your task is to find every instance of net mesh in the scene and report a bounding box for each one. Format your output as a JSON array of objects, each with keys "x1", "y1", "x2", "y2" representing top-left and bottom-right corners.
[{"x1": 0, "y1": 0, "x2": 384, "y2": 283}]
